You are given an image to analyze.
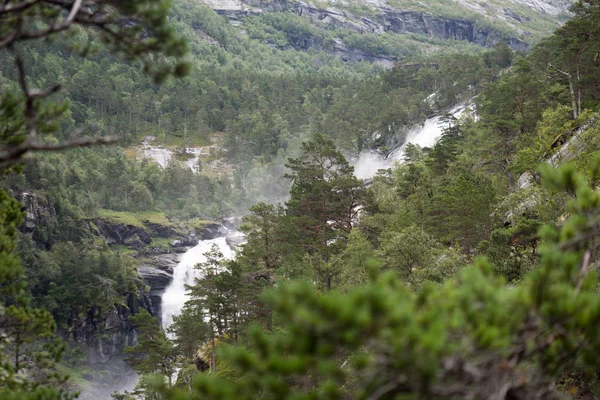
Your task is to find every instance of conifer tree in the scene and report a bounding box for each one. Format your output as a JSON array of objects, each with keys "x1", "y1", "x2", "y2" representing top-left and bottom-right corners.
[
  {"x1": 0, "y1": 1, "x2": 189, "y2": 398},
  {"x1": 0, "y1": 189, "x2": 71, "y2": 399},
  {"x1": 125, "y1": 310, "x2": 176, "y2": 384},
  {"x1": 159, "y1": 158, "x2": 600, "y2": 400},
  {"x1": 284, "y1": 134, "x2": 367, "y2": 287}
]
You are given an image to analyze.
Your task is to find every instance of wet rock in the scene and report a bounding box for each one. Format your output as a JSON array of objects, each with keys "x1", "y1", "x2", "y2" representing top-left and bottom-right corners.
[
  {"x1": 153, "y1": 253, "x2": 181, "y2": 273},
  {"x1": 200, "y1": 223, "x2": 228, "y2": 240},
  {"x1": 147, "y1": 222, "x2": 178, "y2": 238},
  {"x1": 170, "y1": 232, "x2": 198, "y2": 247},
  {"x1": 173, "y1": 246, "x2": 192, "y2": 253},
  {"x1": 223, "y1": 216, "x2": 243, "y2": 230}
]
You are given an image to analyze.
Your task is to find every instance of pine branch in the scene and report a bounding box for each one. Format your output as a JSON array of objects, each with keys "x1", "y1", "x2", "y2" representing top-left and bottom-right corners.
[{"x1": 0, "y1": 136, "x2": 118, "y2": 166}]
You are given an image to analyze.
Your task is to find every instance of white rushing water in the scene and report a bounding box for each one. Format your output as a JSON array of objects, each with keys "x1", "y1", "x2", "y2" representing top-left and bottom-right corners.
[
  {"x1": 160, "y1": 235, "x2": 237, "y2": 331},
  {"x1": 353, "y1": 101, "x2": 474, "y2": 180}
]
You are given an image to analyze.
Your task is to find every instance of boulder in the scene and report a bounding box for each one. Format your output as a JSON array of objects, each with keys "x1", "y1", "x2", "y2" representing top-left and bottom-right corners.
[{"x1": 137, "y1": 265, "x2": 173, "y2": 291}]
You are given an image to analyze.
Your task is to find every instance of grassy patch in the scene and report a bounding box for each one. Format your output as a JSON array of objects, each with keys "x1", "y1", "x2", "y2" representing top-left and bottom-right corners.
[
  {"x1": 111, "y1": 244, "x2": 139, "y2": 256},
  {"x1": 170, "y1": 218, "x2": 216, "y2": 234},
  {"x1": 95, "y1": 210, "x2": 217, "y2": 246},
  {"x1": 97, "y1": 210, "x2": 175, "y2": 228},
  {"x1": 96, "y1": 209, "x2": 144, "y2": 228},
  {"x1": 150, "y1": 237, "x2": 176, "y2": 252},
  {"x1": 153, "y1": 133, "x2": 211, "y2": 148},
  {"x1": 137, "y1": 211, "x2": 171, "y2": 227},
  {"x1": 187, "y1": 218, "x2": 214, "y2": 232}
]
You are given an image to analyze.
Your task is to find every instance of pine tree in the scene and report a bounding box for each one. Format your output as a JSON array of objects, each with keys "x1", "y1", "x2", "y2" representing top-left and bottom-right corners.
[
  {"x1": 158, "y1": 156, "x2": 600, "y2": 400},
  {"x1": 239, "y1": 203, "x2": 287, "y2": 272},
  {"x1": 0, "y1": 2, "x2": 189, "y2": 398},
  {"x1": 0, "y1": 190, "x2": 71, "y2": 399},
  {"x1": 125, "y1": 310, "x2": 176, "y2": 384},
  {"x1": 284, "y1": 134, "x2": 367, "y2": 288},
  {"x1": 0, "y1": 0, "x2": 189, "y2": 167}
]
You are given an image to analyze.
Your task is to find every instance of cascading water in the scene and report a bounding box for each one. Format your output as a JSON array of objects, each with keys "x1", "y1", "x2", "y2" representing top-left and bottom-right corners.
[
  {"x1": 160, "y1": 234, "x2": 238, "y2": 332},
  {"x1": 353, "y1": 101, "x2": 474, "y2": 180}
]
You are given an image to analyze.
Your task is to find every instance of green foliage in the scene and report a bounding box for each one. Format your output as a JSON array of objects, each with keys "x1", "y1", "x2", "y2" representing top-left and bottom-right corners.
[
  {"x1": 285, "y1": 135, "x2": 367, "y2": 272},
  {"x1": 160, "y1": 159, "x2": 600, "y2": 400},
  {"x1": 187, "y1": 246, "x2": 268, "y2": 345},
  {"x1": 125, "y1": 310, "x2": 176, "y2": 383},
  {"x1": 6, "y1": 1, "x2": 600, "y2": 399},
  {"x1": 169, "y1": 304, "x2": 210, "y2": 361},
  {"x1": 0, "y1": 191, "x2": 71, "y2": 400},
  {"x1": 18, "y1": 239, "x2": 141, "y2": 327},
  {"x1": 239, "y1": 203, "x2": 287, "y2": 271}
]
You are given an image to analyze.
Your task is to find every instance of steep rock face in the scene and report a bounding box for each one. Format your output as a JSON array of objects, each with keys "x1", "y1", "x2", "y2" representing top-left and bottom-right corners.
[
  {"x1": 138, "y1": 265, "x2": 174, "y2": 316},
  {"x1": 202, "y1": 0, "x2": 570, "y2": 56},
  {"x1": 60, "y1": 293, "x2": 154, "y2": 394},
  {"x1": 547, "y1": 117, "x2": 598, "y2": 167},
  {"x1": 94, "y1": 220, "x2": 153, "y2": 248},
  {"x1": 19, "y1": 192, "x2": 56, "y2": 231},
  {"x1": 146, "y1": 222, "x2": 178, "y2": 238},
  {"x1": 65, "y1": 294, "x2": 155, "y2": 361},
  {"x1": 18, "y1": 192, "x2": 58, "y2": 247},
  {"x1": 138, "y1": 265, "x2": 173, "y2": 289}
]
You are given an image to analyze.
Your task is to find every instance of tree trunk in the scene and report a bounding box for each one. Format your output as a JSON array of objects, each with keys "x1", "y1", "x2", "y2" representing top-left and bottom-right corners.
[
  {"x1": 568, "y1": 73, "x2": 578, "y2": 119},
  {"x1": 577, "y1": 65, "x2": 582, "y2": 117},
  {"x1": 549, "y1": 64, "x2": 578, "y2": 119},
  {"x1": 210, "y1": 332, "x2": 217, "y2": 373}
]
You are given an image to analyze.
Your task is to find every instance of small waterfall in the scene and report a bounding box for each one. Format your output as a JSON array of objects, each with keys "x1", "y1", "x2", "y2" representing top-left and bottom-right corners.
[
  {"x1": 160, "y1": 235, "x2": 237, "y2": 332},
  {"x1": 353, "y1": 101, "x2": 473, "y2": 179}
]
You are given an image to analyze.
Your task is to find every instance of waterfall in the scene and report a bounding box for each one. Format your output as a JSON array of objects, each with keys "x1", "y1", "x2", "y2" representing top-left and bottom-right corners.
[
  {"x1": 353, "y1": 101, "x2": 474, "y2": 180},
  {"x1": 160, "y1": 235, "x2": 237, "y2": 332},
  {"x1": 387, "y1": 102, "x2": 471, "y2": 163}
]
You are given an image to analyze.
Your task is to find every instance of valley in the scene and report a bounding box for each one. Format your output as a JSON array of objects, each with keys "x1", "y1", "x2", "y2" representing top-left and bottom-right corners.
[{"x1": 2, "y1": 1, "x2": 600, "y2": 400}]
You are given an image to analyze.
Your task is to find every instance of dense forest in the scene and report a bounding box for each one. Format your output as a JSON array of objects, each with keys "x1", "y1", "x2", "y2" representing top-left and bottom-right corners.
[{"x1": 2, "y1": 0, "x2": 600, "y2": 399}]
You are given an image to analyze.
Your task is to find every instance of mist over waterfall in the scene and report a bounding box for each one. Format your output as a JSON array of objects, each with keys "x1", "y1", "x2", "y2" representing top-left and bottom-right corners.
[
  {"x1": 353, "y1": 101, "x2": 474, "y2": 180},
  {"x1": 161, "y1": 235, "x2": 237, "y2": 332}
]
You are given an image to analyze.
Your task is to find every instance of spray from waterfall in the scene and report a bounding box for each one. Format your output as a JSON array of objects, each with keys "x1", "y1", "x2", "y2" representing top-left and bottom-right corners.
[{"x1": 353, "y1": 101, "x2": 474, "y2": 180}]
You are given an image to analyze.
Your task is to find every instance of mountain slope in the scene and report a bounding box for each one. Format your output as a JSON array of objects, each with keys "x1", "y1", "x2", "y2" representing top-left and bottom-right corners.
[{"x1": 197, "y1": 0, "x2": 573, "y2": 58}]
